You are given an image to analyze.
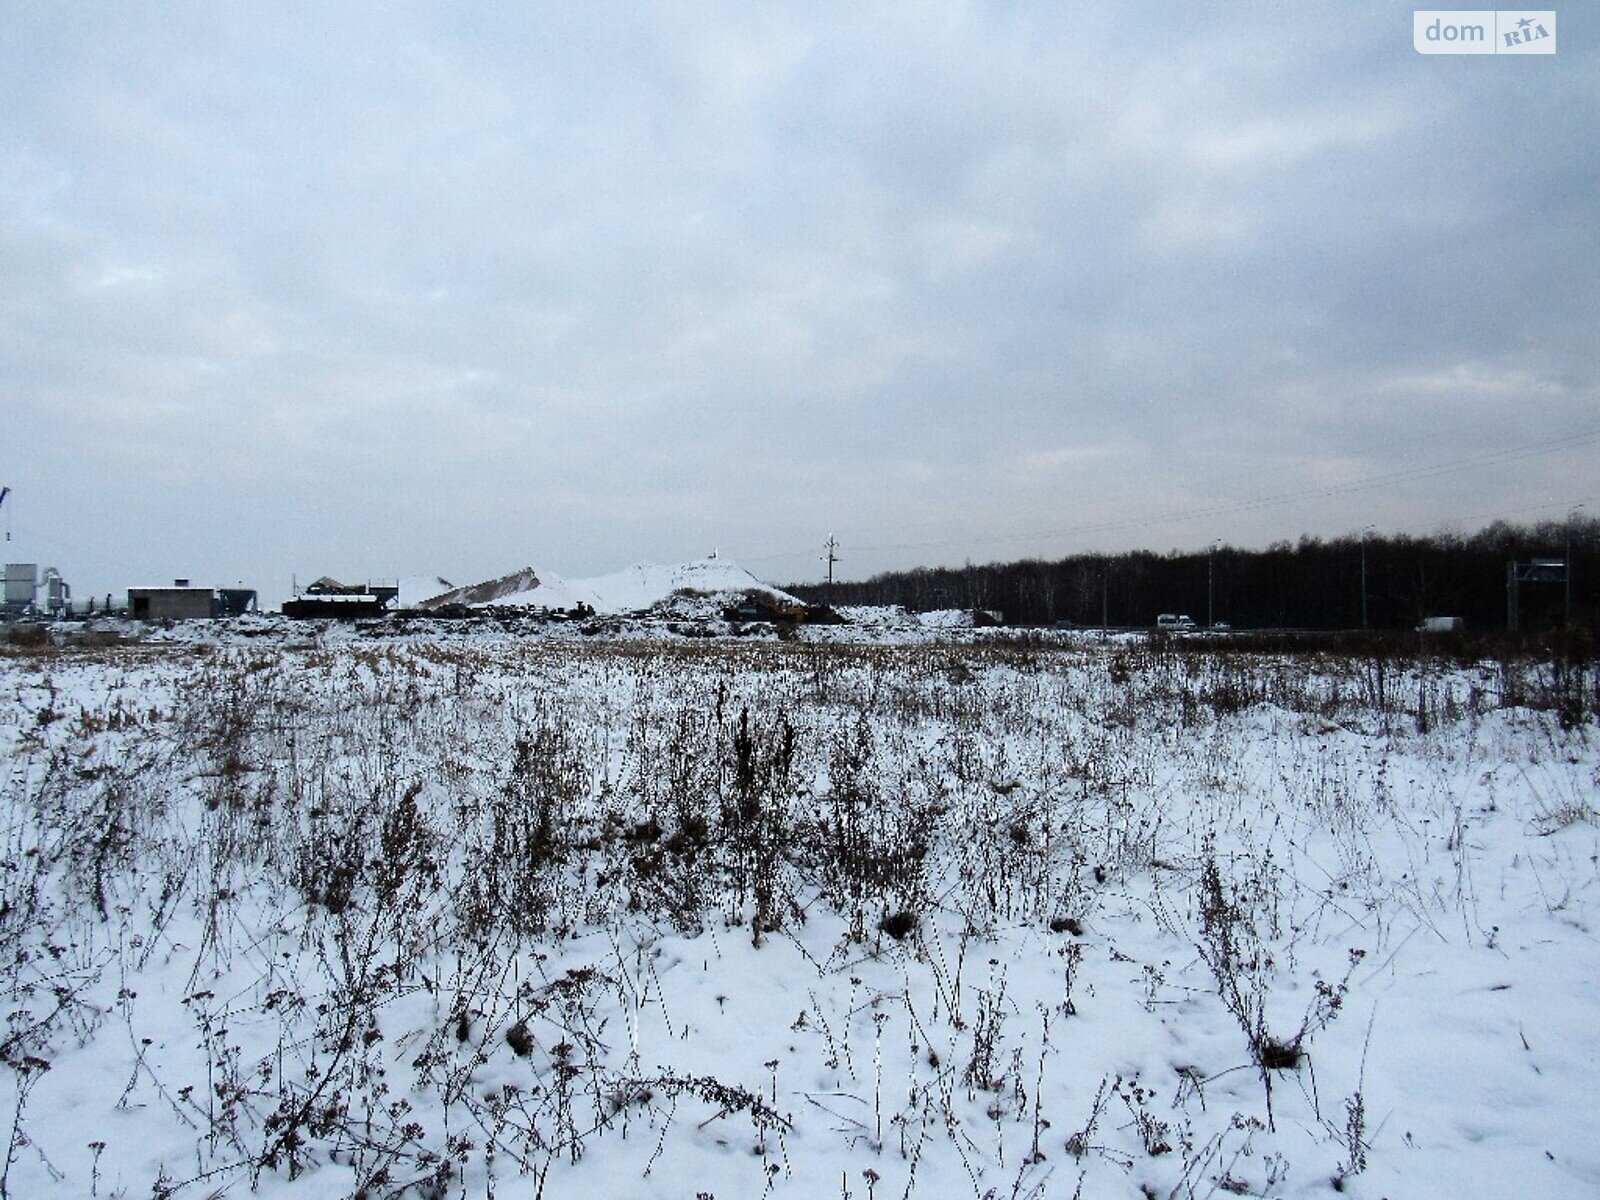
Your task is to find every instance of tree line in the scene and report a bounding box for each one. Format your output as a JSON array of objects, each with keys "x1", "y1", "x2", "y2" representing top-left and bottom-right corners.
[{"x1": 784, "y1": 517, "x2": 1600, "y2": 633}]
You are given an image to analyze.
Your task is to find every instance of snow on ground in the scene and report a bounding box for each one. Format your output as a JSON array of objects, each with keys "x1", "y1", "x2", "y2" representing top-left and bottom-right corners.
[
  {"x1": 0, "y1": 632, "x2": 1596, "y2": 1199},
  {"x1": 838, "y1": 604, "x2": 977, "y2": 629},
  {"x1": 838, "y1": 604, "x2": 985, "y2": 633}
]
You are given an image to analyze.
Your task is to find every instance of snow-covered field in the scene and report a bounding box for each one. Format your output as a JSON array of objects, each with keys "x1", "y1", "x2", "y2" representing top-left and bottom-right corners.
[{"x1": 1, "y1": 629, "x2": 1596, "y2": 1199}]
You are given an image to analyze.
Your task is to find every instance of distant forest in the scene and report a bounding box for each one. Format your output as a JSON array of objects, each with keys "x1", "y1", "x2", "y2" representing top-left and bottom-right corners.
[{"x1": 785, "y1": 517, "x2": 1600, "y2": 633}]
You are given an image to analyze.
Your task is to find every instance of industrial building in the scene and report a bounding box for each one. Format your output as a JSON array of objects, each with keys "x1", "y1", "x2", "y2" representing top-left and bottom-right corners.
[
  {"x1": 127, "y1": 581, "x2": 258, "y2": 621},
  {"x1": 3, "y1": 563, "x2": 72, "y2": 618},
  {"x1": 2, "y1": 490, "x2": 75, "y2": 618}
]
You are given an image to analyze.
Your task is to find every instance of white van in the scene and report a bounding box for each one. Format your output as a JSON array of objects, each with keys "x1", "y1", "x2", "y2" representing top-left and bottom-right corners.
[{"x1": 1156, "y1": 614, "x2": 1196, "y2": 631}]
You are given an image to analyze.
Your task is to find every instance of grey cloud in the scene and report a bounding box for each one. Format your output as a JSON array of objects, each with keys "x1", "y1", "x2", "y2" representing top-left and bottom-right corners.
[{"x1": 1, "y1": 2, "x2": 1594, "y2": 594}]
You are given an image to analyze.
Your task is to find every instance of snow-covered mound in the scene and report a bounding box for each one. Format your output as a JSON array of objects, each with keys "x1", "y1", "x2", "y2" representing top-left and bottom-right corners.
[
  {"x1": 398, "y1": 575, "x2": 455, "y2": 608},
  {"x1": 573, "y1": 556, "x2": 801, "y2": 615},
  {"x1": 487, "y1": 571, "x2": 600, "y2": 612},
  {"x1": 407, "y1": 556, "x2": 805, "y2": 617},
  {"x1": 418, "y1": 567, "x2": 598, "y2": 612}
]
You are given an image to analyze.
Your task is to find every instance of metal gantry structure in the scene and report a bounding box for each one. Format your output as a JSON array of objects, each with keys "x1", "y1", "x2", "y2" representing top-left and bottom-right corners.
[{"x1": 1506, "y1": 557, "x2": 1568, "y2": 633}]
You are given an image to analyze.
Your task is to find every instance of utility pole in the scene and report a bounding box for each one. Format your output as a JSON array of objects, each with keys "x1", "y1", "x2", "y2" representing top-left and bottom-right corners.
[
  {"x1": 1208, "y1": 540, "x2": 1219, "y2": 628},
  {"x1": 1508, "y1": 561, "x2": 1519, "y2": 634},
  {"x1": 822, "y1": 535, "x2": 840, "y2": 606},
  {"x1": 1567, "y1": 505, "x2": 1582, "y2": 628},
  {"x1": 1361, "y1": 526, "x2": 1374, "y2": 631}
]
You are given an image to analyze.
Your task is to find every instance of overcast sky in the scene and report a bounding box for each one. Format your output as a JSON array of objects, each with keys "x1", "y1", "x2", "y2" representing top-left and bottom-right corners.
[{"x1": 3, "y1": 2, "x2": 1596, "y2": 599}]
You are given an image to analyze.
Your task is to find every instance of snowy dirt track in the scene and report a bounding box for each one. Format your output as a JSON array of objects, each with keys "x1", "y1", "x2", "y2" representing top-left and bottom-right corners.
[{"x1": 0, "y1": 630, "x2": 1596, "y2": 1199}]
